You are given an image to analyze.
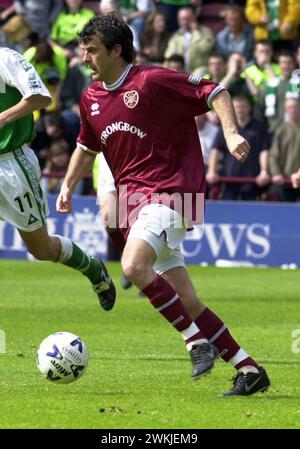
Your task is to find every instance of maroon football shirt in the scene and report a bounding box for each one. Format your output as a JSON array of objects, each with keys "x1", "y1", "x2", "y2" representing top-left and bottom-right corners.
[{"x1": 77, "y1": 64, "x2": 224, "y2": 231}]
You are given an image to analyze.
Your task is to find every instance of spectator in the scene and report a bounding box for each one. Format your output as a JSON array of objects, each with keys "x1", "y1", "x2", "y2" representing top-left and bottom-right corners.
[
  {"x1": 42, "y1": 141, "x2": 83, "y2": 195},
  {"x1": 202, "y1": 53, "x2": 226, "y2": 81},
  {"x1": 140, "y1": 12, "x2": 170, "y2": 64},
  {"x1": 99, "y1": 0, "x2": 141, "y2": 51},
  {"x1": 254, "y1": 50, "x2": 298, "y2": 134},
  {"x1": 220, "y1": 52, "x2": 259, "y2": 101},
  {"x1": 196, "y1": 1, "x2": 227, "y2": 34},
  {"x1": 201, "y1": 54, "x2": 227, "y2": 125},
  {"x1": 31, "y1": 112, "x2": 78, "y2": 169},
  {"x1": 164, "y1": 6, "x2": 214, "y2": 73},
  {"x1": 14, "y1": 0, "x2": 63, "y2": 39},
  {"x1": 164, "y1": 53, "x2": 185, "y2": 72},
  {"x1": 291, "y1": 168, "x2": 300, "y2": 189},
  {"x1": 244, "y1": 40, "x2": 281, "y2": 92},
  {"x1": 194, "y1": 113, "x2": 219, "y2": 173},
  {"x1": 268, "y1": 97, "x2": 300, "y2": 202},
  {"x1": 118, "y1": 0, "x2": 155, "y2": 38},
  {"x1": 0, "y1": 12, "x2": 31, "y2": 51},
  {"x1": 215, "y1": 4, "x2": 254, "y2": 62},
  {"x1": 23, "y1": 38, "x2": 68, "y2": 112},
  {"x1": 60, "y1": 45, "x2": 92, "y2": 117},
  {"x1": 0, "y1": 0, "x2": 15, "y2": 25},
  {"x1": 51, "y1": 0, "x2": 95, "y2": 60},
  {"x1": 245, "y1": 0, "x2": 300, "y2": 51},
  {"x1": 156, "y1": 0, "x2": 193, "y2": 33},
  {"x1": 296, "y1": 43, "x2": 300, "y2": 69},
  {"x1": 207, "y1": 95, "x2": 270, "y2": 200},
  {"x1": 134, "y1": 50, "x2": 150, "y2": 64}
]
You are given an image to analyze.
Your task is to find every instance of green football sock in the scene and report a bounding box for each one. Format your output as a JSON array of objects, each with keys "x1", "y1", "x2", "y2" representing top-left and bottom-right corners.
[
  {"x1": 66, "y1": 243, "x2": 101, "y2": 284},
  {"x1": 55, "y1": 235, "x2": 102, "y2": 284}
]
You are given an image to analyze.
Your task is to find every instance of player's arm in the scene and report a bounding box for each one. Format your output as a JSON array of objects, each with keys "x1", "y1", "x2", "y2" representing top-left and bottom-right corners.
[
  {"x1": 211, "y1": 89, "x2": 250, "y2": 163},
  {"x1": 56, "y1": 145, "x2": 97, "y2": 214},
  {"x1": 0, "y1": 49, "x2": 52, "y2": 128},
  {"x1": 0, "y1": 94, "x2": 51, "y2": 129}
]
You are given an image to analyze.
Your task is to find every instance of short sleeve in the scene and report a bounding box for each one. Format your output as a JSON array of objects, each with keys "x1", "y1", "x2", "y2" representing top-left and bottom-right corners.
[
  {"x1": 0, "y1": 48, "x2": 51, "y2": 100},
  {"x1": 147, "y1": 67, "x2": 226, "y2": 118},
  {"x1": 77, "y1": 96, "x2": 101, "y2": 154}
]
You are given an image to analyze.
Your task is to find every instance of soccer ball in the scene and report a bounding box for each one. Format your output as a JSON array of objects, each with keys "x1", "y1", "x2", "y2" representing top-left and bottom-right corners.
[{"x1": 37, "y1": 332, "x2": 89, "y2": 384}]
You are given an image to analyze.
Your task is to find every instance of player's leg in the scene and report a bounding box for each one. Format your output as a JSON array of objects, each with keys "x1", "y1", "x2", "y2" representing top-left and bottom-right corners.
[
  {"x1": 99, "y1": 190, "x2": 130, "y2": 288},
  {"x1": 97, "y1": 155, "x2": 130, "y2": 289},
  {"x1": 18, "y1": 224, "x2": 116, "y2": 311},
  {"x1": 121, "y1": 204, "x2": 217, "y2": 378},
  {"x1": 99, "y1": 190, "x2": 124, "y2": 253},
  {"x1": 162, "y1": 266, "x2": 270, "y2": 395},
  {"x1": 3, "y1": 146, "x2": 115, "y2": 311},
  {"x1": 162, "y1": 267, "x2": 205, "y2": 319}
]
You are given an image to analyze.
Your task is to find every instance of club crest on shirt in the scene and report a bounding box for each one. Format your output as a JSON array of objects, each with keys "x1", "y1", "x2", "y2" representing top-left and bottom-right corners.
[{"x1": 123, "y1": 90, "x2": 139, "y2": 109}]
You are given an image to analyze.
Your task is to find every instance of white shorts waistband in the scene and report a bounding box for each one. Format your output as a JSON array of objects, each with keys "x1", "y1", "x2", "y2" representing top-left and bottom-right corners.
[{"x1": 0, "y1": 144, "x2": 30, "y2": 161}]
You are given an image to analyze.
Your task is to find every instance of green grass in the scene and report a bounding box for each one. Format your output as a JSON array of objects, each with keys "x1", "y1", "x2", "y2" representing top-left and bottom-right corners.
[{"x1": 0, "y1": 260, "x2": 300, "y2": 429}]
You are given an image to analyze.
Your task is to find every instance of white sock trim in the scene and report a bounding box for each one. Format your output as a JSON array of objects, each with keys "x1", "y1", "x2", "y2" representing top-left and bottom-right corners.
[
  {"x1": 80, "y1": 256, "x2": 91, "y2": 273},
  {"x1": 228, "y1": 348, "x2": 249, "y2": 366},
  {"x1": 53, "y1": 235, "x2": 73, "y2": 263},
  {"x1": 181, "y1": 322, "x2": 200, "y2": 340},
  {"x1": 157, "y1": 294, "x2": 179, "y2": 312},
  {"x1": 186, "y1": 339, "x2": 208, "y2": 352},
  {"x1": 238, "y1": 366, "x2": 259, "y2": 375},
  {"x1": 209, "y1": 324, "x2": 227, "y2": 343}
]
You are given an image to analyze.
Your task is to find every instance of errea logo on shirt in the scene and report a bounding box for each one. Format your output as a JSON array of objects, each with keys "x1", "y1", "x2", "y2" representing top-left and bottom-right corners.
[{"x1": 91, "y1": 102, "x2": 100, "y2": 116}]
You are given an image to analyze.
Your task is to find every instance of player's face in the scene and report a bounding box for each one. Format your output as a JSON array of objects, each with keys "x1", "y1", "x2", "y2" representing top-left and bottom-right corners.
[{"x1": 81, "y1": 36, "x2": 116, "y2": 83}]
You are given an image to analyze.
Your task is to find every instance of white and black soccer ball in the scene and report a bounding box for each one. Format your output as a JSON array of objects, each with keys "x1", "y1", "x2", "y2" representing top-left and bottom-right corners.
[{"x1": 37, "y1": 332, "x2": 89, "y2": 384}]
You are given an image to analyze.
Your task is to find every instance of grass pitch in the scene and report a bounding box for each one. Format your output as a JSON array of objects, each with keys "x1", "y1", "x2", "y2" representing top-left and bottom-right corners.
[{"x1": 0, "y1": 260, "x2": 299, "y2": 429}]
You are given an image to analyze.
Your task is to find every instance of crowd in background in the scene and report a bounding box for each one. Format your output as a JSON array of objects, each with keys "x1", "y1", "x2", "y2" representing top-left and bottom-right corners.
[{"x1": 0, "y1": 0, "x2": 300, "y2": 202}]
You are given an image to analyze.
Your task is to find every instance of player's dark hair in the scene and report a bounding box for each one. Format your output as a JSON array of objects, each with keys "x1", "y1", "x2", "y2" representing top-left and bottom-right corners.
[{"x1": 79, "y1": 13, "x2": 134, "y2": 63}]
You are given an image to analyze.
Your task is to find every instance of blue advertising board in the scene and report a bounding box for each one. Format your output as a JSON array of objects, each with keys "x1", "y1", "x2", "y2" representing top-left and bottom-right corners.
[
  {"x1": 0, "y1": 196, "x2": 300, "y2": 267},
  {"x1": 182, "y1": 201, "x2": 300, "y2": 267}
]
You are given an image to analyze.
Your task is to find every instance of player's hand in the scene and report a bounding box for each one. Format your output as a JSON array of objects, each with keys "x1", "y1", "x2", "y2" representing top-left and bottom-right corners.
[
  {"x1": 226, "y1": 133, "x2": 250, "y2": 163},
  {"x1": 56, "y1": 186, "x2": 73, "y2": 214}
]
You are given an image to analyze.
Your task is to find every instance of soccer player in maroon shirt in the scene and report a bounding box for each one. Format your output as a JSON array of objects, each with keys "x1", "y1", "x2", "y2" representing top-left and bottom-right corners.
[{"x1": 56, "y1": 14, "x2": 270, "y2": 396}]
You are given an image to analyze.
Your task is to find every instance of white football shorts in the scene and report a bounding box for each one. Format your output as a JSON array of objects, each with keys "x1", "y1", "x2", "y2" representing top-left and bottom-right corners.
[
  {"x1": 127, "y1": 203, "x2": 187, "y2": 275},
  {"x1": 0, "y1": 145, "x2": 49, "y2": 231}
]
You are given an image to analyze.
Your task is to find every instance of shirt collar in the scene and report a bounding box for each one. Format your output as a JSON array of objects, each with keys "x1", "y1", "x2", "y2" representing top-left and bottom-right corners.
[{"x1": 103, "y1": 64, "x2": 133, "y2": 91}]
